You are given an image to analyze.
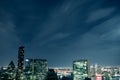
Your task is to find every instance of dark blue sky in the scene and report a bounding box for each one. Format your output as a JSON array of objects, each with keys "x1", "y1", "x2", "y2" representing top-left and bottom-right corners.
[{"x1": 0, "y1": 0, "x2": 120, "y2": 67}]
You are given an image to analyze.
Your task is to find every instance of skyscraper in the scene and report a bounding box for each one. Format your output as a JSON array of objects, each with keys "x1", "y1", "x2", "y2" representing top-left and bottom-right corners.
[
  {"x1": 16, "y1": 46, "x2": 25, "y2": 80},
  {"x1": 73, "y1": 59, "x2": 90, "y2": 80},
  {"x1": 25, "y1": 58, "x2": 48, "y2": 80}
]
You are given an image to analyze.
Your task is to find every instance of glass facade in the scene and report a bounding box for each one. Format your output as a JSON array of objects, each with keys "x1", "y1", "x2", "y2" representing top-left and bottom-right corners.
[
  {"x1": 73, "y1": 59, "x2": 90, "y2": 80},
  {"x1": 25, "y1": 59, "x2": 48, "y2": 80}
]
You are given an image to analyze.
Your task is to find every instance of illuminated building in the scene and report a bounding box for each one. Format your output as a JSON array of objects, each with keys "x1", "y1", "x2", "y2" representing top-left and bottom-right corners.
[
  {"x1": 16, "y1": 46, "x2": 25, "y2": 80},
  {"x1": 25, "y1": 58, "x2": 48, "y2": 80},
  {"x1": 73, "y1": 59, "x2": 90, "y2": 80},
  {"x1": 49, "y1": 67, "x2": 72, "y2": 79},
  {"x1": 90, "y1": 64, "x2": 102, "y2": 80},
  {"x1": 52, "y1": 67, "x2": 72, "y2": 77},
  {"x1": 0, "y1": 67, "x2": 8, "y2": 80},
  {"x1": 0, "y1": 61, "x2": 16, "y2": 80},
  {"x1": 96, "y1": 74, "x2": 102, "y2": 80},
  {"x1": 7, "y1": 61, "x2": 16, "y2": 80}
]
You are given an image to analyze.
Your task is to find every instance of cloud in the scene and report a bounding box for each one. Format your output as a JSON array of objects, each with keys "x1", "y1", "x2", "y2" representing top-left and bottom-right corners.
[
  {"x1": 30, "y1": 32, "x2": 71, "y2": 48},
  {"x1": 86, "y1": 7, "x2": 116, "y2": 23},
  {"x1": 0, "y1": 0, "x2": 120, "y2": 66},
  {"x1": 51, "y1": 33, "x2": 71, "y2": 40},
  {"x1": 0, "y1": 13, "x2": 18, "y2": 42},
  {"x1": 0, "y1": 12, "x2": 20, "y2": 65},
  {"x1": 68, "y1": 15, "x2": 120, "y2": 65},
  {"x1": 81, "y1": 15, "x2": 120, "y2": 48},
  {"x1": 23, "y1": 0, "x2": 120, "y2": 66}
]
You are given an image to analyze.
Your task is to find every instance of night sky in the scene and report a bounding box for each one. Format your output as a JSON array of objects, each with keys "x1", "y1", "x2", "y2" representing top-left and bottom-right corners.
[{"x1": 0, "y1": 0, "x2": 120, "y2": 67}]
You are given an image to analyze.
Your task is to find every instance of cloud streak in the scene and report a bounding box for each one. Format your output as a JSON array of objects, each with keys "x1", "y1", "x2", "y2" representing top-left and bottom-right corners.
[{"x1": 86, "y1": 7, "x2": 116, "y2": 23}]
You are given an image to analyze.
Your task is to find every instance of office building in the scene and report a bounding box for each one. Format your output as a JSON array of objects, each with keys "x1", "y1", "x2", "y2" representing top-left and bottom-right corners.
[
  {"x1": 25, "y1": 58, "x2": 48, "y2": 80},
  {"x1": 73, "y1": 59, "x2": 90, "y2": 80}
]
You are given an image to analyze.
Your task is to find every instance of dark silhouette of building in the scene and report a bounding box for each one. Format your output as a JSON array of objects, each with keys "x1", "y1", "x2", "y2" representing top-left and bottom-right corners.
[
  {"x1": 45, "y1": 69, "x2": 58, "y2": 80},
  {"x1": 7, "y1": 61, "x2": 15, "y2": 70},
  {"x1": 85, "y1": 77, "x2": 91, "y2": 80},
  {"x1": 62, "y1": 76, "x2": 71, "y2": 80},
  {"x1": 16, "y1": 46, "x2": 24, "y2": 80},
  {"x1": 7, "y1": 61, "x2": 16, "y2": 80}
]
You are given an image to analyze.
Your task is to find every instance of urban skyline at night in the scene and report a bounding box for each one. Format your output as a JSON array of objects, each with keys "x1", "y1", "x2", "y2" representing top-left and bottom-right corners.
[
  {"x1": 0, "y1": 0, "x2": 120, "y2": 67},
  {"x1": 0, "y1": 46, "x2": 120, "y2": 80},
  {"x1": 0, "y1": 46, "x2": 119, "y2": 67}
]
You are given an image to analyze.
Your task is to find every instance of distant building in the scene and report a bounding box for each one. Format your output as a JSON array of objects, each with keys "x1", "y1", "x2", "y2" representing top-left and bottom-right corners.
[
  {"x1": 90, "y1": 64, "x2": 103, "y2": 80},
  {"x1": 0, "y1": 67, "x2": 8, "y2": 80},
  {"x1": 25, "y1": 58, "x2": 48, "y2": 80},
  {"x1": 96, "y1": 74, "x2": 102, "y2": 80},
  {"x1": 0, "y1": 61, "x2": 16, "y2": 80},
  {"x1": 8, "y1": 61, "x2": 15, "y2": 70},
  {"x1": 73, "y1": 59, "x2": 90, "y2": 80},
  {"x1": 46, "y1": 69, "x2": 58, "y2": 80},
  {"x1": 7, "y1": 61, "x2": 16, "y2": 80},
  {"x1": 50, "y1": 67, "x2": 72, "y2": 79}
]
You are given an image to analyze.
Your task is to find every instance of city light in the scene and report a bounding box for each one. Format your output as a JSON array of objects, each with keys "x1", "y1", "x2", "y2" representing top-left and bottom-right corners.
[{"x1": 0, "y1": 46, "x2": 120, "y2": 80}]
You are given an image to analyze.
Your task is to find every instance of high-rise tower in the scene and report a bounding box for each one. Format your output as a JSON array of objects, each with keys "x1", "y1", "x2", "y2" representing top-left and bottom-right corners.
[
  {"x1": 16, "y1": 46, "x2": 24, "y2": 80},
  {"x1": 18, "y1": 46, "x2": 24, "y2": 70},
  {"x1": 25, "y1": 58, "x2": 48, "y2": 80},
  {"x1": 73, "y1": 59, "x2": 90, "y2": 80}
]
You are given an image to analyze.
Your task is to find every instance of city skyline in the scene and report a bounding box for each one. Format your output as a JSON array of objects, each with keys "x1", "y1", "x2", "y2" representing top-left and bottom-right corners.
[{"x1": 0, "y1": 0, "x2": 120, "y2": 66}]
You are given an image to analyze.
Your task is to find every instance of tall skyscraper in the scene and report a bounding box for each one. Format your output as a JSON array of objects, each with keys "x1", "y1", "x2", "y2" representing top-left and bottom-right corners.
[
  {"x1": 73, "y1": 59, "x2": 90, "y2": 80},
  {"x1": 16, "y1": 46, "x2": 25, "y2": 80},
  {"x1": 25, "y1": 58, "x2": 48, "y2": 80}
]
